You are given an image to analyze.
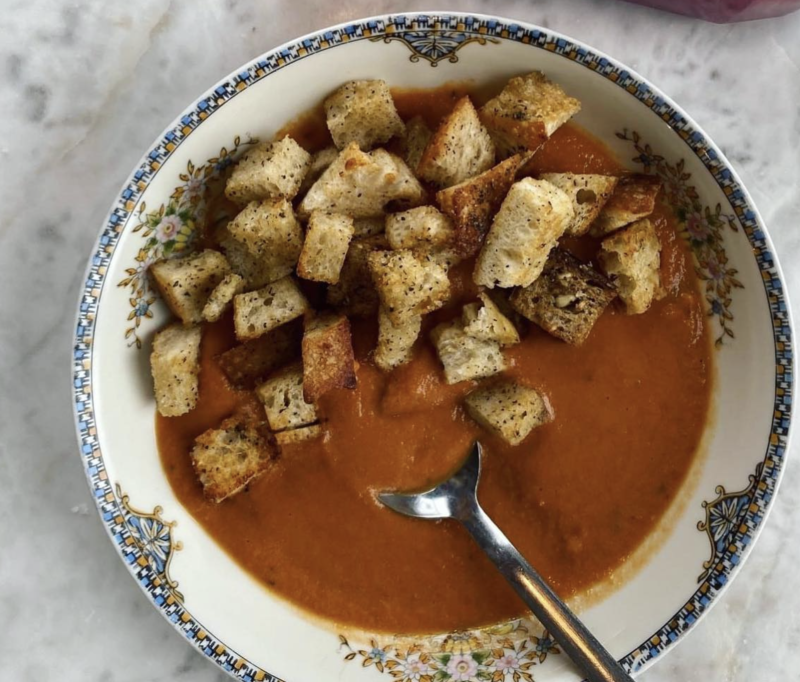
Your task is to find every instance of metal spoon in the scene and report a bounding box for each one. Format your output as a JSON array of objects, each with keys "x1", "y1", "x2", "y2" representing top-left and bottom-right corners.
[{"x1": 379, "y1": 441, "x2": 634, "y2": 682}]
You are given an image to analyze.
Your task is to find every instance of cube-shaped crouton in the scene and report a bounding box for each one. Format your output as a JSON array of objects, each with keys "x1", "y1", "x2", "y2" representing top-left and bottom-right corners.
[
  {"x1": 233, "y1": 277, "x2": 309, "y2": 341},
  {"x1": 404, "y1": 116, "x2": 432, "y2": 173},
  {"x1": 151, "y1": 324, "x2": 202, "y2": 417},
  {"x1": 256, "y1": 365, "x2": 317, "y2": 431},
  {"x1": 225, "y1": 137, "x2": 311, "y2": 205},
  {"x1": 226, "y1": 199, "x2": 304, "y2": 283},
  {"x1": 465, "y1": 381, "x2": 553, "y2": 446},
  {"x1": 296, "y1": 211, "x2": 355, "y2": 284},
  {"x1": 190, "y1": 417, "x2": 278, "y2": 503},
  {"x1": 219, "y1": 230, "x2": 273, "y2": 290},
  {"x1": 299, "y1": 143, "x2": 424, "y2": 219},
  {"x1": 479, "y1": 72, "x2": 581, "y2": 155},
  {"x1": 217, "y1": 321, "x2": 302, "y2": 389},
  {"x1": 275, "y1": 424, "x2": 324, "y2": 446},
  {"x1": 202, "y1": 273, "x2": 245, "y2": 323},
  {"x1": 326, "y1": 235, "x2": 389, "y2": 317},
  {"x1": 598, "y1": 219, "x2": 662, "y2": 314},
  {"x1": 324, "y1": 80, "x2": 405, "y2": 150},
  {"x1": 368, "y1": 249, "x2": 450, "y2": 324},
  {"x1": 474, "y1": 178, "x2": 574, "y2": 289},
  {"x1": 302, "y1": 314, "x2": 357, "y2": 402},
  {"x1": 510, "y1": 249, "x2": 617, "y2": 345},
  {"x1": 539, "y1": 173, "x2": 619, "y2": 236},
  {"x1": 353, "y1": 216, "x2": 386, "y2": 238},
  {"x1": 150, "y1": 250, "x2": 230, "y2": 325},
  {"x1": 463, "y1": 292, "x2": 520, "y2": 347},
  {"x1": 386, "y1": 206, "x2": 455, "y2": 251},
  {"x1": 299, "y1": 146, "x2": 339, "y2": 196},
  {"x1": 431, "y1": 320, "x2": 506, "y2": 385},
  {"x1": 591, "y1": 174, "x2": 662, "y2": 236},
  {"x1": 417, "y1": 97, "x2": 496, "y2": 188},
  {"x1": 374, "y1": 307, "x2": 421, "y2": 372},
  {"x1": 437, "y1": 154, "x2": 528, "y2": 257}
]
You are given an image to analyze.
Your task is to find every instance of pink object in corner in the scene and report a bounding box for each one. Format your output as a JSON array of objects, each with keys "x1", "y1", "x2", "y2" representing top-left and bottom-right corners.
[{"x1": 625, "y1": 0, "x2": 800, "y2": 22}]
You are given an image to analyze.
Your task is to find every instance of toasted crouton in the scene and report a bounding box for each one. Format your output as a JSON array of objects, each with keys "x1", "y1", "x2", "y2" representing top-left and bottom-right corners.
[
  {"x1": 474, "y1": 178, "x2": 574, "y2": 289},
  {"x1": 326, "y1": 235, "x2": 389, "y2": 317},
  {"x1": 191, "y1": 417, "x2": 277, "y2": 503},
  {"x1": 324, "y1": 80, "x2": 405, "y2": 150},
  {"x1": 233, "y1": 277, "x2": 309, "y2": 341},
  {"x1": 275, "y1": 424, "x2": 324, "y2": 446},
  {"x1": 431, "y1": 320, "x2": 505, "y2": 385},
  {"x1": 217, "y1": 321, "x2": 302, "y2": 389},
  {"x1": 219, "y1": 230, "x2": 273, "y2": 290},
  {"x1": 463, "y1": 292, "x2": 520, "y2": 347},
  {"x1": 374, "y1": 307, "x2": 421, "y2": 372},
  {"x1": 479, "y1": 72, "x2": 581, "y2": 156},
  {"x1": 417, "y1": 97, "x2": 496, "y2": 188},
  {"x1": 353, "y1": 216, "x2": 386, "y2": 238},
  {"x1": 150, "y1": 250, "x2": 231, "y2": 325},
  {"x1": 255, "y1": 365, "x2": 318, "y2": 431},
  {"x1": 510, "y1": 249, "x2": 617, "y2": 345},
  {"x1": 598, "y1": 219, "x2": 662, "y2": 314},
  {"x1": 151, "y1": 324, "x2": 201, "y2": 417},
  {"x1": 465, "y1": 381, "x2": 553, "y2": 446},
  {"x1": 297, "y1": 211, "x2": 355, "y2": 284},
  {"x1": 202, "y1": 273, "x2": 245, "y2": 322},
  {"x1": 591, "y1": 174, "x2": 662, "y2": 236},
  {"x1": 404, "y1": 116, "x2": 433, "y2": 172},
  {"x1": 299, "y1": 143, "x2": 424, "y2": 219},
  {"x1": 385, "y1": 206, "x2": 455, "y2": 251},
  {"x1": 437, "y1": 154, "x2": 528, "y2": 257},
  {"x1": 539, "y1": 173, "x2": 619, "y2": 236},
  {"x1": 225, "y1": 137, "x2": 311, "y2": 205},
  {"x1": 302, "y1": 314, "x2": 357, "y2": 402},
  {"x1": 299, "y1": 146, "x2": 339, "y2": 196},
  {"x1": 368, "y1": 249, "x2": 450, "y2": 324}
]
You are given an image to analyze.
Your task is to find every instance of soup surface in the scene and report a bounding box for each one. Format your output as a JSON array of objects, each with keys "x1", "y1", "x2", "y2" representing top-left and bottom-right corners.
[{"x1": 157, "y1": 85, "x2": 713, "y2": 635}]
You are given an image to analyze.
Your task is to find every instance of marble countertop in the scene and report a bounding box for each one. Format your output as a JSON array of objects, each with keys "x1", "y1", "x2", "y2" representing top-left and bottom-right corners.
[{"x1": 1, "y1": 1, "x2": 798, "y2": 680}]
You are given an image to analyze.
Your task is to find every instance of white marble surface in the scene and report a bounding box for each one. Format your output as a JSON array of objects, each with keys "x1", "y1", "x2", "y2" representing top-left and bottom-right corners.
[{"x1": 1, "y1": 1, "x2": 799, "y2": 680}]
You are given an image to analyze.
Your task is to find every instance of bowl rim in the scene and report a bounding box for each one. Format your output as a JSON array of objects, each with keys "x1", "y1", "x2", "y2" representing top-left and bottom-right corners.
[{"x1": 71, "y1": 10, "x2": 795, "y2": 680}]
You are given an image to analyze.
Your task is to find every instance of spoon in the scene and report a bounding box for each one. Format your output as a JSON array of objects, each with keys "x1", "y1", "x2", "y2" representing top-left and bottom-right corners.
[{"x1": 379, "y1": 441, "x2": 634, "y2": 682}]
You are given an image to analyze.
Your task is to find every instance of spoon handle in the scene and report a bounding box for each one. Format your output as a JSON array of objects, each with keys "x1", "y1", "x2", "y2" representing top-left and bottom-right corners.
[{"x1": 461, "y1": 504, "x2": 634, "y2": 682}]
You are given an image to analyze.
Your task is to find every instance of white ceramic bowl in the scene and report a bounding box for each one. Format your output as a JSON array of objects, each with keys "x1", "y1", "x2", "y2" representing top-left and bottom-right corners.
[{"x1": 72, "y1": 12, "x2": 794, "y2": 682}]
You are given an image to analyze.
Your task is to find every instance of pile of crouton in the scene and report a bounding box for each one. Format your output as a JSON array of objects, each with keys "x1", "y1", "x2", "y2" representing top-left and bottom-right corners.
[{"x1": 149, "y1": 73, "x2": 664, "y2": 503}]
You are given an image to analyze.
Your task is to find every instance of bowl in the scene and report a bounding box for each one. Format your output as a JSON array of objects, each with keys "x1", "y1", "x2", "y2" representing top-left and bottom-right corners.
[{"x1": 72, "y1": 12, "x2": 794, "y2": 681}]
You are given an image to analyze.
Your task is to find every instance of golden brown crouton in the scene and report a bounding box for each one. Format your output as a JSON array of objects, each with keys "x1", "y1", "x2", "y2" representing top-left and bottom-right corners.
[
  {"x1": 510, "y1": 249, "x2": 617, "y2": 345},
  {"x1": 233, "y1": 277, "x2": 309, "y2": 341},
  {"x1": 150, "y1": 250, "x2": 230, "y2": 325},
  {"x1": 465, "y1": 380, "x2": 553, "y2": 446},
  {"x1": 591, "y1": 174, "x2": 663, "y2": 236},
  {"x1": 462, "y1": 292, "x2": 520, "y2": 347},
  {"x1": 275, "y1": 424, "x2": 324, "y2": 446},
  {"x1": 598, "y1": 218, "x2": 662, "y2": 314},
  {"x1": 299, "y1": 146, "x2": 339, "y2": 196},
  {"x1": 374, "y1": 307, "x2": 421, "y2": 372},
  {"x1": 324, "y1": 80, "x2": 405, "y2": 150},
  {"x1": 404, "y1": 116, "x2": 432, "y2": 173},
  {"x1": 539, "y1": 173, "x2": 619, "y2": 236},
  {"x1": 219, "y1": 229, "x2": 273, "y2": 290},
  {"x1": 151, "y1": 323, "x2": 201, "y2": 417},
  {"x1": 296, "y1": 211, "x2": 355, "y2": 284},
  {"x1": 431, "y1": 319, "x2": 506, "y2": 385},
  {"x1": 417, "y1": 97, "x2": 496, "y2": 188},
  {"x1": 255, "y1": 364, "x2": 318, "y2": 431},
  {"x1": 302, "y1": 313, "x2": 357, "y2": 402},
  {"x1": 326, "y1": 235, "x2": 389, "y2": 317},
  {"x1": 385, "y1": 206, "x2": 455, "y2": 251},
  {"x1": 474, "y1": 178, "x2": 574, "y2": 289},
  {"x1": 479, "y1": 72, "x2": 581, "y2": 156},
  {"x1": 190, "y1": 417, "x2": 278, "y2": 503},
  {"x1": 225, "y1": 137, "x2": 311, "y2": 205},
  {"x1": 216, "y1": 321, "x2": 302, "y2": 389},
  {"x1": 202, "y1": 273, "x2": 245, "y2": 323}
]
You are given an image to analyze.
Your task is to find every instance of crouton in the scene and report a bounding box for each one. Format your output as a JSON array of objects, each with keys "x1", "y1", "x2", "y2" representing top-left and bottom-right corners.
[
  {"x1": 324, "y1": 80, "x2": 405, "y2": 150},
  {"x1": 404, "y1": 116, "x2": 432, "y2": 172},
  {"x1": 296, "y1": 211, "x2": 355, "y2": 284},
  {"x1": 431, "y1": 320, "x2": 506, "y2": 385},
  {"x1": 219, "y1": 230, "x2": 273, "y2": 290},
  {"x1": 474, "y1": 178, "x2": 574, "y2": 289},
  {"x1": 368, "y1": 249, "x2": 450, "y2": 324},
  {"x1": 374, "y1": 307, "x2": 421, "y2": 372},
  {"x1": 202, "y1": 273, "x2": 245, "y2": 323},
  {"x1": 299, "y1": 143, "x2": 425, "y2": 219},
  {"x1": 255, "y1": 365, "x2": 318, "y2": 431},
  {"x1": 190, "y1": 417, "x2": 278, "y2": 503},
  {"x1": 217, "y1": 321, "x2": 302, "y2": 389},
  {"x1": 385, "y1": 206, "x2": 455, "y2": 251},
  {"x1": 591, "y1": 174, "x2": 662, "y2": 236},
  {"x1": 510, "y1": 249, "x2": 617, "y2": 345},
  {"x1": 275, "y1": 424, "x2": 324, "y2": 446},
  {"x1": 233, "y1": 277, "x2": 309, "y2": 341},
  {"x1": 150, "y1": 324, "x2": 202, "y2": 417},
  {"x1": 598, "y1": 219, "x2": 662, "y2": 314},
  {"x1": 326, "y1": 235, "x2": 389, "y2": 317},
  {"x1": 150, "y1": 250, "x2": 231, "y2": 325},
  {"x1": 539, "y1": 173, "x2": 619, "y2": 236},
  {"x1": 299, "y1": 146, "x2": 339, "y2": 196},
  {"x1": 437, "y1": 154, "x2": 528, "y2": 257},
  {"x1": 417, "y1": 97, "x2": 496, "y2": 188},
  {"x1": 463, "y1": 292, "x2": 520, "y2": 347},
  {"x1": 225, "y1": 137, "x2": 311, "y2": 205},
  {"x1": 302, "y1": 313, "x2": 357, "y2": 402},
  {"x1": 465, "y1": 381, "x2": 553, "y2": 446},
  {"x1": 353, "y1": 216, "x2": 386, "y2": 238},
  {"x1": 479, "y1": 72, "x2": 581, "y2": 156},
  {"x1": 226, "y1": 199, "x2": 304, "y2": 284}
]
